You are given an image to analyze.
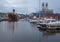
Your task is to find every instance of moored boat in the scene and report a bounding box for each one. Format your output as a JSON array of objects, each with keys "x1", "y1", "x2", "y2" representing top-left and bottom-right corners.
[
  {"x1": 37, "y1": 18, "x2": 60, "y2": 29},
  {"x1": 29, "y1": 19, "x2": 39, "y2": 23}
]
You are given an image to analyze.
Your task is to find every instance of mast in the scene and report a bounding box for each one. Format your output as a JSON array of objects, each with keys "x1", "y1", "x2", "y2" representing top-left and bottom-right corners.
[
  {"x1": 39, "y1": 0, "x2": 41, "y2": 18},
  {"x1": 39, "y1": 0, "x2": 40, "y2": 11}
]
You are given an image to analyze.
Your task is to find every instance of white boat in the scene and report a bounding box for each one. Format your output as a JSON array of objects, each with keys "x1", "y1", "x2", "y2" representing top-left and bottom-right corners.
[
  {"x1": 29, "y1": 19, "x2": 39, "y2": 23},
  {"x1": 37, "y1": 18, "x2": 60, "y2": 28}
]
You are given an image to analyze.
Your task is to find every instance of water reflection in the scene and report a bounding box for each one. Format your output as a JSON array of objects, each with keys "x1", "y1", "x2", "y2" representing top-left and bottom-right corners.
[
  {"x1": 1, "y1": 20, "x2": 60, "y2": 42},
  {"x1": 38, "y1": 28, "x2": 60, "y2": 37},
  {"x1": 2, "y1": 21, "x2": 16, "y2": 34}
]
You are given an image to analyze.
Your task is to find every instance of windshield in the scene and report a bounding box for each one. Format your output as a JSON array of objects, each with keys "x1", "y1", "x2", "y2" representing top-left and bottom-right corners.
[
  {"x1": 45, "y1": 20, "x2": 56, "y2": 23},
  {"x1": 45, "y1": 20, "x2": 51, "y2": 23},
  {"x1": 51, "y1": 20, "x2": 56, "y2": 22}
]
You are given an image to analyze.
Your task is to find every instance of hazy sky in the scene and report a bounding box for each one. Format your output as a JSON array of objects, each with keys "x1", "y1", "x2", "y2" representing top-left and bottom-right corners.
[{"x1": 0, "y1": 0, "x2": 60, "y2": 14}]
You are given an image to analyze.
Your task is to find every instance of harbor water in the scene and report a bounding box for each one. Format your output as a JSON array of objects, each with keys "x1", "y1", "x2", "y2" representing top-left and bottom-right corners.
[{"x1": 0, "y1": 19, "x2": 60, "y2": 42}]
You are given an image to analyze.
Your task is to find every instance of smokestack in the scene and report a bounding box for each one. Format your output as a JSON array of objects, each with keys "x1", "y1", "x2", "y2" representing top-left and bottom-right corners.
[
  {"x1": 46, "y1": 3, "x2": 48, "y2": 8},
  {"x1": 42, "y1": 2, "x2": 44, "y2": 7},
  {"x1": 42, "y1": 2, "x2": 46, "y2": 11}
]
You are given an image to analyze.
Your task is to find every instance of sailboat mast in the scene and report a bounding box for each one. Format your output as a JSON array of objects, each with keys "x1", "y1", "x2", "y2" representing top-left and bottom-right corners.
[{"x1": 39, "y1": 0, "x2": 40, "y2": 10}]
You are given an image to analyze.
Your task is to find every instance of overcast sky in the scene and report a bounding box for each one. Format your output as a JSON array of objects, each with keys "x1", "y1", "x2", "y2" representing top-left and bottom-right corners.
[{"x1": 0, "y1": 0, "x2": 60, "y2": 14}]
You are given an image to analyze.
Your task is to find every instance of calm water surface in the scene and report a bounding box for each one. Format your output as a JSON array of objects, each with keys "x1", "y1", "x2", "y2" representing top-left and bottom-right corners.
[{"x1": 0, "y1": 19, "x2": 60, "y2": 42}]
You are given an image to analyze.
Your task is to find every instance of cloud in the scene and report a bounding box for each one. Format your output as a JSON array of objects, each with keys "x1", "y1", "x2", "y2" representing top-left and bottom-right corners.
[
  {"x1": 0, "y1": 0, "x2": 46, "y2": 14},
  {"x1": 6, "y1": 0, "x2": 14, "y2": 4}
]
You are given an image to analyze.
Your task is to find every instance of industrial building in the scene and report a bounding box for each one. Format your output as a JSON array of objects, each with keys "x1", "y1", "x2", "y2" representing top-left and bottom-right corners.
[{"x1": 30, "y1": 2, "x2": 60, "y2": 20}]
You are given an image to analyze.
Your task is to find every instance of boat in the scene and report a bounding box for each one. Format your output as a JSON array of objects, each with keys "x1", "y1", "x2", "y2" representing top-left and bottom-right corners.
[
  {"x1": 37, "y1": 18, "x2": 60, "y2": 29},
  {"x1": 29, "y1": 19, "x2": 40, "y2": 24},
  {"x1": 29, "y1": 19, "x2": 38, "y2": 23}
]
